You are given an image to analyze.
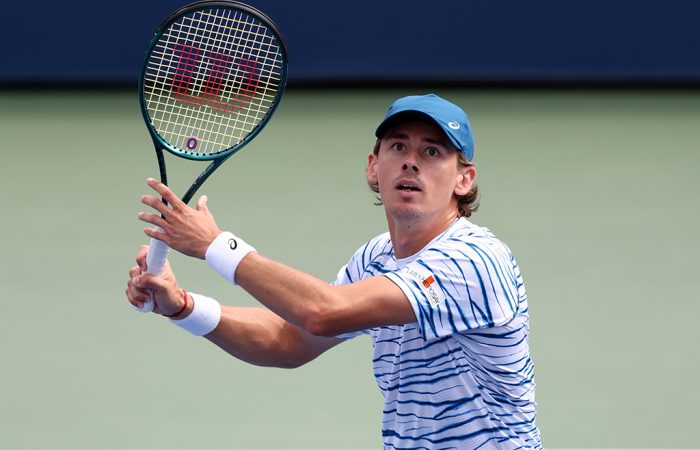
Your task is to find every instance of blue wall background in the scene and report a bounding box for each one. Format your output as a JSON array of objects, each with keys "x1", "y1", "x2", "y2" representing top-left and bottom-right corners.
[{"x1": 2, "y1": 0, "x2": 699, "y2": 84}]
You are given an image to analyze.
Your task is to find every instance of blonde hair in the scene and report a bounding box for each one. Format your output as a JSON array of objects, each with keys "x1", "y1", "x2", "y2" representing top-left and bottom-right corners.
[{"x1": 367, "y1": 139, "x2": 480, "y2": 218}]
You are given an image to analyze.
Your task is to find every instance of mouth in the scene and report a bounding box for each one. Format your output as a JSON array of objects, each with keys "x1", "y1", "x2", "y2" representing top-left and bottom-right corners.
[{"x1": 396, "y1": 181, "x2": 422, "y2": 192}]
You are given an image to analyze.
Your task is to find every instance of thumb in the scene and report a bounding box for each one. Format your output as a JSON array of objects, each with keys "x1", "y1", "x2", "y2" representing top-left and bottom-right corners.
[
  {"x1": 197, "y1": 195, "x2": 210, "y2": 213},
  {"x1": 133, "y1": 273, "x2": 168, "y2": 292}
]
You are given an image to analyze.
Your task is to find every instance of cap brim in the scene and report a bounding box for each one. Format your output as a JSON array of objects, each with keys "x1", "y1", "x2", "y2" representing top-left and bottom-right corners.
[
  {"x1": 375, "y1": 111, "x2": 440, "y2": 139},
  {"x1": 375, "y1": 110, "x2": 463, "y2": 153}
]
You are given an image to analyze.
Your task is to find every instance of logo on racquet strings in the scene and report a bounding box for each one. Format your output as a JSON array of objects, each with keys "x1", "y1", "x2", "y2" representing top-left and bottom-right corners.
[
  {"x1": 186, "y1": 136, "x2": 198, "y2": 150},
  {"x1": 171, "y1": 44, "x2": 261, "y2": 113}
]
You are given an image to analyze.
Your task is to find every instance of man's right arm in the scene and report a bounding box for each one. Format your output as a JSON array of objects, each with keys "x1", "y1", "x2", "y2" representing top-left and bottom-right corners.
[
  {"x1": 127, "y1": 248, "x2": 343, "y2": 370},
  {"x1": 205, "y1": 305, "x2": 343, "y2": 368}
]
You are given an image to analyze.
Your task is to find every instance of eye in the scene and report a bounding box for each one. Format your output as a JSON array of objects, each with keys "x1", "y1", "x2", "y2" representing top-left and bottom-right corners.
[
  {"x1": 391, "y1": 142, "x2": 406, "y2": 151},
  {"x1": 425, "y1": 147, "x2": 440, "y2": 157}
]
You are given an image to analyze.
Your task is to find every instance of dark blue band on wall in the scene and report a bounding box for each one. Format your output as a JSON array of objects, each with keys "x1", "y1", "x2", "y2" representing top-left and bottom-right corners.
[{"x1": 2, "y1": 0, "x2": 699, "y2": 84}]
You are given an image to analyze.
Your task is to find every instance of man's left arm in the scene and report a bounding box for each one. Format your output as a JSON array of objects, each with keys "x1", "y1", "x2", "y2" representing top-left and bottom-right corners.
[{"x1": 235, "y1": 252, "x2": 416, "y2": 336}]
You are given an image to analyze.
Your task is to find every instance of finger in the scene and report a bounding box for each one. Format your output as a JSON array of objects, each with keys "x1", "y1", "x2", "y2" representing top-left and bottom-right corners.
[
  {"x1": 127, "y1": 282, "x2": 151, "y2": 302},
  {"x1": 138, "y1": 211, "x2": 168, "y2": 229},
  {"x1": 144, "y1": 226, "x2": 169, "y2": 245},
  {"x1": 131, "y1": 274, "x2": 149, "y2": 290},
  {"x1": 132, "y1": 272, "x2": 168, "y2": 292},
  {"x1": 136, "y1": 245, "x2": 148, "y2": 271},
  {"x1": 126, "y1": 288, "x2": 143, "y2": 309},
  {"x1": 129, "y1": 266, "x2": 141, "y2": 279},
  {"x1": 140, "y1": 194, "x2": 171, "y2": 216},
  {"x1": 126, "y1": 287, "x2": 148, "y2": 308},
  {"x1": 146, "y1": 178, "x2": 186, "y2": 210}
]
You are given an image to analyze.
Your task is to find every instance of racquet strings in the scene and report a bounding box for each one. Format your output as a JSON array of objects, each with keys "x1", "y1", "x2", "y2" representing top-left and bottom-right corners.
[{"x1": 142, "y1": 6, "x2": 285, "y2": 157}]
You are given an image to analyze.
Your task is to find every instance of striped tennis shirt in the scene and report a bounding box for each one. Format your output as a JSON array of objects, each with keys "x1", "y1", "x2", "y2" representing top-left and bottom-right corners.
[{"x1": 334, "y1": 218, "x2": 542, "y2": 449}]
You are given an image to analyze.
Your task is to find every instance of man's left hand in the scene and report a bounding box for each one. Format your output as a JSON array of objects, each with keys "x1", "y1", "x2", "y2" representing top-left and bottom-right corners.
[{"x1": 138, "y1": 178, "x2": 222, "y2": 259}]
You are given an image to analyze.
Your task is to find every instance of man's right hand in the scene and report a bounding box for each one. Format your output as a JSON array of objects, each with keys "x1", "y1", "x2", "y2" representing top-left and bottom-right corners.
[{"x1": 126, "y1": 245, "x2": 191, "y2": 318}]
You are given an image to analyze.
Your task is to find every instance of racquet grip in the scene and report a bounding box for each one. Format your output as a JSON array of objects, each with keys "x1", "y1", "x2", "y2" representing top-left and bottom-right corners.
[
  {"x1": 146, "y1": 228, "x2": 170, "y2": 276},
  {"x1": 135, "y1": 226, "x2": 170, "y2": 313}
]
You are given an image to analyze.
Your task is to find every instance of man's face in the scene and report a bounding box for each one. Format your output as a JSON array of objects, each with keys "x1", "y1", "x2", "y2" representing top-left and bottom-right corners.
[{"x1": 366, "y1": 120, "x2": 474, "y2": 223}]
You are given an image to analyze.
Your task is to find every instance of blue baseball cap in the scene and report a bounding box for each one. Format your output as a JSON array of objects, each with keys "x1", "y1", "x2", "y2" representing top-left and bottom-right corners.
[{"x1": 375, "y1": 94, "x2": 475, "y2": 161}]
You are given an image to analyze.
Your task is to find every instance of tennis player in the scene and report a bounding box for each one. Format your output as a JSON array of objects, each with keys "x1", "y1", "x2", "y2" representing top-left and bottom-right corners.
[{"x1": 127, "y1": 94, "x2": 542, "y2": 448}]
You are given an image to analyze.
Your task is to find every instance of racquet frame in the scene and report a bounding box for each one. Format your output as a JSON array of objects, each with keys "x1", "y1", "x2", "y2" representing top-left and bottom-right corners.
[
  {"x1": 138, "y1": 0, "x2": 288, "y2": 205},
  {"x1": 135, "y1": 0, "x2": 288, "y2": 313}
]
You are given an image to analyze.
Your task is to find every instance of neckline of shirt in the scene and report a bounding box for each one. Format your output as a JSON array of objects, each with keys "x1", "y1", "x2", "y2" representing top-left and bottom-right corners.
[{"x1": 393, "y1": 217, "x2": 468, "y2": 269}]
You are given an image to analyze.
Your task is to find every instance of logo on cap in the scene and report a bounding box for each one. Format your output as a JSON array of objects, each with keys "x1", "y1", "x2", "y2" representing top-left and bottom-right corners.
[{"x1": 448, "y1": 121, "x2": 460, "y2": 130}]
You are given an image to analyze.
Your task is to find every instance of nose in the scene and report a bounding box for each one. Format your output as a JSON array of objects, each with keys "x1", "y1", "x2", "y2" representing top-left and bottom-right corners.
[
  {"x1": 402, "y1": 163, "x2": 418, "y2": 173},
  {"x1": 402, "y1": 158, "x2": 419, "y2": 173}
]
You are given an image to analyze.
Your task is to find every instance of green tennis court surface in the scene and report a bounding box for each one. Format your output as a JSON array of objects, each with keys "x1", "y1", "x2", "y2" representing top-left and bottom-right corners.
[{"x1": 0, "y1": 88, "x2": 698, "y2": 448}]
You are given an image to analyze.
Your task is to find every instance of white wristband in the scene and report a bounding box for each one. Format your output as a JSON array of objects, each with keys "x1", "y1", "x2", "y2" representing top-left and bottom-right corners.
[
  {"x1": 169, "y1": 293, "x2": 221, "y2": 336},
  {"x1": 205, "y1": 231, "x2": 256, "y2": 285}
]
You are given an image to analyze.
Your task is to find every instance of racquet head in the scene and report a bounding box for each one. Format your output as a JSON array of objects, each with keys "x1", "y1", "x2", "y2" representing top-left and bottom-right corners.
[
  {"x1": 139, "y1": 0, "x2": 288, "y2": 163},
  {"x1": 135, "y1": 1, "x2": 287, "y2": 314}
]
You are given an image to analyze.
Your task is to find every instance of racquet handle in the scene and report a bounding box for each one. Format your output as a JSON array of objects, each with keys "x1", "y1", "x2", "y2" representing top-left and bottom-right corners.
[{"x1": 135, "y1": 226, "x2": 170, "y2": 313}]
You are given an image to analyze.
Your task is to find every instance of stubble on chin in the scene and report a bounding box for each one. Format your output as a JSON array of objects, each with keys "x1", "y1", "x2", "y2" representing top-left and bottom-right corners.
[{"x1": 385, "y1": 203, "x2": 422, "y2": 224}]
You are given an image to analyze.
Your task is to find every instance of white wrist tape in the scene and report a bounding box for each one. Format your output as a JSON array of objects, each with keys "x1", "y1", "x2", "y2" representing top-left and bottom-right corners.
[
  {"x1": 169, "y1": 293, "x2": 221, "y2": 336},
  {"x1": 205, "y1": 231, "x2": 256, "y2": 285}
]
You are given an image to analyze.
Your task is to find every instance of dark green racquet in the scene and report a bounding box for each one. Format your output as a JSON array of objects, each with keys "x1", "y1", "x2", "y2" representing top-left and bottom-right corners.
[{"x1": 136, "y1": 0, "x2": 288, "y2": 312}]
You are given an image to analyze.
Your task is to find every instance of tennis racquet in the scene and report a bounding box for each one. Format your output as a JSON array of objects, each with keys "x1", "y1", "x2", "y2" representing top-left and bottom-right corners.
[{"x1": 136, "y1": 0, "x2": 288, "y2": 312}]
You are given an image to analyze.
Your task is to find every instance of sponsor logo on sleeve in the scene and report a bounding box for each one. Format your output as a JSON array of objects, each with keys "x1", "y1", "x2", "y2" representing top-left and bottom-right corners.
[{"x1": 401, "y1": 266, "x2": 446, "y2": 307}]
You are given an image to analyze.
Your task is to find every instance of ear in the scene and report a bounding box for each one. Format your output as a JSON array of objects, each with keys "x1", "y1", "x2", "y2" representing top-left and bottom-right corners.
[
  {"x1": 454, "y1": 164, "x2": 476, "y2": 196},
  {"x1": 366, "y1": 152, "x2": 379, "y2": 185}
]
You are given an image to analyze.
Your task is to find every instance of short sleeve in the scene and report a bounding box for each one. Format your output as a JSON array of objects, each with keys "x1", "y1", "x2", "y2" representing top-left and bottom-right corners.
[
  {"x1": 383, "y1": 237, "x2": 520, "y2": 341},
  {"x1": 331, "y1": 264, "x2": 370, "y2": 341}
]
